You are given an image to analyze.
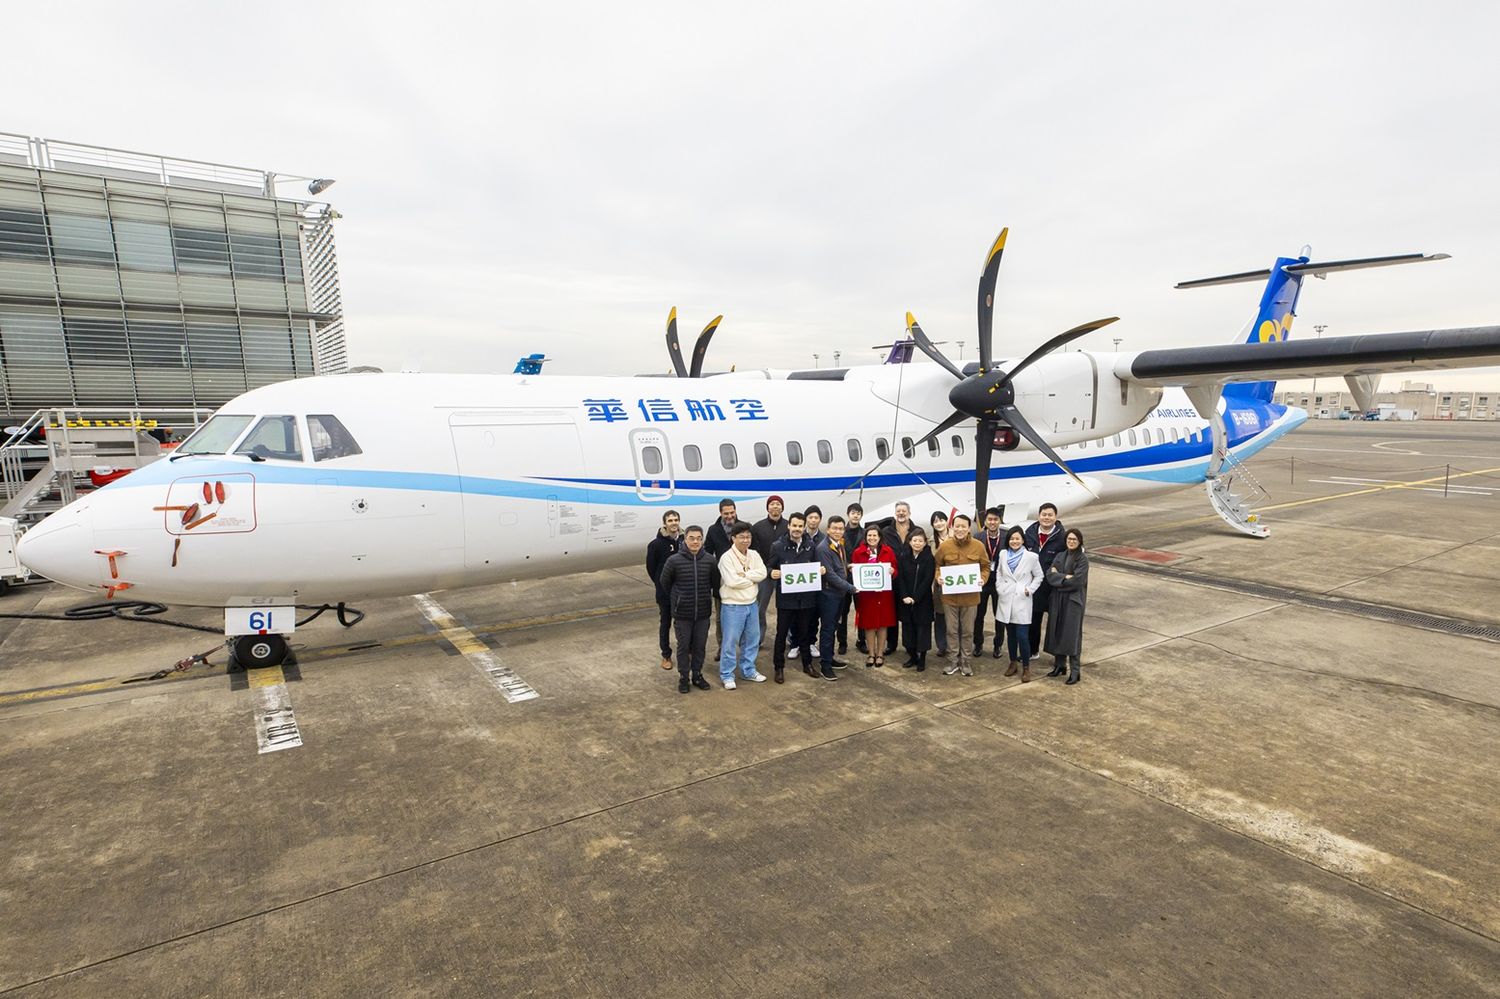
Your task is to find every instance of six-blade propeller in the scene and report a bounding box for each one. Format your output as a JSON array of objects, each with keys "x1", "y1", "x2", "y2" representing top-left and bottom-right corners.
[{"x1": 904, "y1": 229, "x2": 1118, "y2": 516}]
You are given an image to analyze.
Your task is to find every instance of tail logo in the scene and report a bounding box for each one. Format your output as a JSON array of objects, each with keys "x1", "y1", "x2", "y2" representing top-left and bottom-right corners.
[{"x1": 1257, "y1": 313, "x2": 1294, "y2": 343}]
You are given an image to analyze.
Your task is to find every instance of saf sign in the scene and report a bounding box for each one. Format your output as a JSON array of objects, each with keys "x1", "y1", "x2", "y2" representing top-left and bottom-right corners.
[
  {"x1": 853, "y1": 563, "x2": 890, "y2": 592},
  {"x1": 780, "y1": 565, "x2": 822, "y2": 594},
  {"x1": 939, "y1": 565, "x2": 982, "y2": 594}
]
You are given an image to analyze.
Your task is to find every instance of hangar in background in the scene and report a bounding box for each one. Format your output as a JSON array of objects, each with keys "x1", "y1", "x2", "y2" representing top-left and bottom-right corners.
[{"x1": 0, "y1": 133, "x2": 345, "y2": 424}]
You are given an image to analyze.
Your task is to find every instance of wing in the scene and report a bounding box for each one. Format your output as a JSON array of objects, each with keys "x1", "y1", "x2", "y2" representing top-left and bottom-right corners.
[{"x1": 1117, "y1": 326, "x2": 1500, "y2": 387}]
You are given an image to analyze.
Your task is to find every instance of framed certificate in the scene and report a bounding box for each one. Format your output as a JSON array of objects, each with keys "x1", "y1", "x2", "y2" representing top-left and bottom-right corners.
[
  {"x1": 779, "y1": 565, "x2": 822, "y2": 594},
  {"x1": 853, "y1": 563, "x2": 891, "y2": 592},
  {"x1": 939, "y1": 565, "x2": 982, "y2": 594}
]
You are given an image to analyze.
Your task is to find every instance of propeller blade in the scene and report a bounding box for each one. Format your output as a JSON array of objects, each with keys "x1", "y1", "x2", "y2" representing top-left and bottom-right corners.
[
  {"x1": 976, "y1": 228, "x2": 1008, "y2": 374},
  {"x1": 998, "y1": 402, "x2": 1096, "y2": 496},
  {"x1": 665, "y1": 307, "x2": 688, "y2": 378},
  {"x1": 913, "y1": 410, "x2": 969, "y2": 452},
  {"x1": 974, "y1": 419, "x2": 996, "y2": 520},
  {"x1": 688, "y1": 315, "x2": 722, "y2": 378},
  {"x1": 906, "y1": 312, "x2": 965, "y2": 380},
  {"x1": 990, "y1": 317, "x2": 1119, "y2": 394}
]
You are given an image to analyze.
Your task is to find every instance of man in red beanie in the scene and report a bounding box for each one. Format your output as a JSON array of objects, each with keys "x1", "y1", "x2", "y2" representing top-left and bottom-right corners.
[{"x1": 751, "y1": 495, "x2": 788, "y2": 649}]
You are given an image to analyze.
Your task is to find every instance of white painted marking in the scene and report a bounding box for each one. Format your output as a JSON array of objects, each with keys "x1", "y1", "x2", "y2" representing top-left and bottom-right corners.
[
  {"x1": 250, "y1": 671, "x2": 303, "y2": 754},
  {"x1": 1307, "y1": 478, "x2": 1496, "y2": 497},
  {"x1": 412, "y1": 593, "x2": 539, "y2": 702}
]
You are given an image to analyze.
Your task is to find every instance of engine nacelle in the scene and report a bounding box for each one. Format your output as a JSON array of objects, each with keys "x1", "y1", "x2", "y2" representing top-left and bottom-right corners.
[{"x1": 1007, "y1": 352, "x2": 1160, "y2": 446}]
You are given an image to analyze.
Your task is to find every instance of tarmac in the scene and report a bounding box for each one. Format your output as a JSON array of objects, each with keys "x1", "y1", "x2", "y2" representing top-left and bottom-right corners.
[{"x1": 2, "y1": 420, "x2": 1499, "y2": 997}]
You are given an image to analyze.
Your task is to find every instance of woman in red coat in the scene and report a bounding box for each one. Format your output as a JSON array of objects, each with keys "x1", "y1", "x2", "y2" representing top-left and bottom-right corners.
[{"x1": 852, "y1": 525, "x2": 899, "y2": 667}]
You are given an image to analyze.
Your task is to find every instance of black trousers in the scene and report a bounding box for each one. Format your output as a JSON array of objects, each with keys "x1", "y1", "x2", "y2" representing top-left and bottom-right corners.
[
  {"x1": 900, "y1": 608, "x2": 932, "y2": 655},
  {"x1": 837, "y1": 592, "x2": 853, "y2": 651},
  {"x1": 656, "y1": 598, "x2": 673, "y2": 659},
  {"x1": 774, "y1": 605, "x2": 817, "y2": 667},
  {"x1": 673, "y1": 617, "x2": 710, "y2": 679},
  {"x1": 973, "y1": 582, "x2": 1000, "y2": 652},
  {"x1": 1029, "y1": 581, "x2": 1053, "y2": 655}
]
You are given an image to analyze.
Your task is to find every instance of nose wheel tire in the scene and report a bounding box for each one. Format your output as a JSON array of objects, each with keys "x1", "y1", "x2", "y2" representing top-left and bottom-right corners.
[{"x1": 233, "y1": 633, "x2": 289, "y2": 671}]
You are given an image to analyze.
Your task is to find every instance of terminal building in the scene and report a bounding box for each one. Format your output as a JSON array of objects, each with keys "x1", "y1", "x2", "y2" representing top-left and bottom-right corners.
[
  {"x1": 0, "y1": 133, "x2": 345, "y2": 424},
  {"x1": 1275, "y1": 381, "x2": 1500, "y2": 420}
]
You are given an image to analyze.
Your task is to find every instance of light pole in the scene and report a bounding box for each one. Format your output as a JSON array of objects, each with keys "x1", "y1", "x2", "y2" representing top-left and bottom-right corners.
[
  {"x1": 1112, "y1": 337, "x2": 1122, "y2": 352},
  {"x1": 957, "y1": 341, "x2": 966, "y2": 360},
  {"x1": 1312, "y1": 324, "x2": 1327, "y2": 399},
  {"x1": 812, "y1": 353, "x2": 820, "y2": 368},
  {"x1": 833, "y1": 350, "x2": 841, "y2": 367}
]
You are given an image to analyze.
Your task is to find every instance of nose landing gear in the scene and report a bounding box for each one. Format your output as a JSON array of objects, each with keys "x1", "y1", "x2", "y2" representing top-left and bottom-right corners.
[{"x1": 231, "y1": 633, "x2": 290, "y2": 671}]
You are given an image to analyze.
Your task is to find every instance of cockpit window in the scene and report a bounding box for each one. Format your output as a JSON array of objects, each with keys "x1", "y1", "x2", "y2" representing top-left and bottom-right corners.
[
  {"x1": 235, "y1": 415, "x2": 304, "y2": 462},
  {"x1": 308, "y1": 414, "x2": 363, "y2": 461},
  {"x1": 175, "y1": 415, "x2": 253, "y2": 455}
]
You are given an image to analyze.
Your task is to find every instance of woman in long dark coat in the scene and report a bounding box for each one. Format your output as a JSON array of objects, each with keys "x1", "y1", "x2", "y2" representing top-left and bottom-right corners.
[
  {"x1": 896, "y1": 526, "x2": 936, "y2": 670},
  {"x1": 1044, "y1": 527, "x2": 1089, "y2": 684}
]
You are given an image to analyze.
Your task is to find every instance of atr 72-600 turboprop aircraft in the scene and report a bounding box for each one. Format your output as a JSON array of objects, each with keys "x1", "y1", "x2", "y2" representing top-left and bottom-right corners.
[{"x1": 16, "y1": 230, "x2": 1500, "y2": 668}]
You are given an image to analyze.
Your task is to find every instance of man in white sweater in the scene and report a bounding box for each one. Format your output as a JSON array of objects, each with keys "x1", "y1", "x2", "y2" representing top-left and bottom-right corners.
[{"x1": 718, "y1": 523, "x2": 769, "y2": 689}]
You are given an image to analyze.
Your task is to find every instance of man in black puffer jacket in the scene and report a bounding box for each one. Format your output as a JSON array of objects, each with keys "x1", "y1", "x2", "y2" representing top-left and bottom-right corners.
[{"x1": 658, "y1": 525, "x2": 720, "y2": 693}]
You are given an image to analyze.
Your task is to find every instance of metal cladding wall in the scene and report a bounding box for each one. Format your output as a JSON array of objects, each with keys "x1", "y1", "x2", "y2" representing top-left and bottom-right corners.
[{"x1": 0, "y1": 140, "x2": 344, "y2": 422}]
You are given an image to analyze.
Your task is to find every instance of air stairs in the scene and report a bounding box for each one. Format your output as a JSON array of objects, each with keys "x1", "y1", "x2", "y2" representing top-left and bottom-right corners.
[
  {"x1": 1205, "y1": 446, "x2": 1271, "y2": 538},
  {"x1": 1, "y1": 407, "x2": 209, "y2": 527}
]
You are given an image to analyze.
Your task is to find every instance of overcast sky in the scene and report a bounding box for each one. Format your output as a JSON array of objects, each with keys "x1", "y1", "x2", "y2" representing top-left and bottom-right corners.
[{"x1": 11, "y1": 2, "x2": 1500, "y2": 389}]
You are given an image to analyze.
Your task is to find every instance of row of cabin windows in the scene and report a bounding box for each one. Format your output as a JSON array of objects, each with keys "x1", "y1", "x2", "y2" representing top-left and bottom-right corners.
[
  {"x1": 638, "y1": 425, "x2": 1210, "y2": 475},
  {"x1": 1060, "y1": 426, "x2": 1209, "y2": 450}
]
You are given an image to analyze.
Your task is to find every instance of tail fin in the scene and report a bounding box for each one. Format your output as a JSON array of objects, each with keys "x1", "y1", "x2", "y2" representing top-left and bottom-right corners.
[
  {"x1": 1177, "y1": 250, "x2": 1450, "y2": 405},
  {"x1": 1223, "y1": 254, "x2": 1309, "y2": 403}
]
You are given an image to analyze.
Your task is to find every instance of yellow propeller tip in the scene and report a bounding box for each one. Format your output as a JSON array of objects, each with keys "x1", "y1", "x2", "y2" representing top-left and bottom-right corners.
[
  {"x1": 706, "y1": 315, "x2": 723, "y2": 331},
  {"x1": 668, "y1": 306, "x2": 677, "y2": 322},
  {"x1": 986, "y1": 229, "x2": 1009, "y2": 264},
  {"x1": 905, "y1": 311, "x2": 917, "y2": 327}
]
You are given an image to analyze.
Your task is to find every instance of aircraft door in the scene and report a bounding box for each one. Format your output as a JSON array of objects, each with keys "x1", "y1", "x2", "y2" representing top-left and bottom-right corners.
[
  {"x1": 449, "y1": 411, "x2": 588, "y2": 571},
  {"x1": 629, "y1": 428, "x2": 674, "y2": 501}
]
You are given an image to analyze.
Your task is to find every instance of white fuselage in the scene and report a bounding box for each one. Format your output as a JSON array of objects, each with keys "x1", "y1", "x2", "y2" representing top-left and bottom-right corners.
[{"x1": 15, "y1": 364, "x2": 1305, "y2": 606}]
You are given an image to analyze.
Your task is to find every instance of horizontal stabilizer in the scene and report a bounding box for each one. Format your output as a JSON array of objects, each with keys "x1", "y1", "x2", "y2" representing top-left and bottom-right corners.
[
  {"x1": 1177, "y1": 252, "x2": 1449, "y2": 289},
  {"x1": 1122, "y1": 325, "x2": 1500, "y2": 387}
]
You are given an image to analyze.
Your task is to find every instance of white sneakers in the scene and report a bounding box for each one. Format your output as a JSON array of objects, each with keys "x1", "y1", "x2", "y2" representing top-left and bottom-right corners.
[
  {"x1": 723, "y1": 678, "x2": 737, "y2": 690},
  {"x1": 745, "y1": 673, "x2": 767, "y2": 683}
]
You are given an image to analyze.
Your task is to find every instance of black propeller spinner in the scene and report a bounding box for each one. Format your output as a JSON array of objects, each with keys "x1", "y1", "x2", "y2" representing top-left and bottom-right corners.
[
  {"x1": 906, "y1": 228, "x2": 1119, "y2": 518},
  {"x1": 664, "y1": 307, "x2": 724, "y2": 378}
]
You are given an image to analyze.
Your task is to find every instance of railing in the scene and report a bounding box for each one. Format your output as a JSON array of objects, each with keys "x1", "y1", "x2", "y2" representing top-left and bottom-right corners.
[
  {"x1": 1, "y1": 409, "x2": 48, "y2": 502},
  {"x1": 1, "y1": 406, "x2": 212, "y2": 514}
]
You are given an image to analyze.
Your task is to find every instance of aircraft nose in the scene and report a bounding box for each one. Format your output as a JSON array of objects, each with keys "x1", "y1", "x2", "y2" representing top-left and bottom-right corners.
[{"x1": 15, "y1": 509, "x2": 97, "y2": 589}]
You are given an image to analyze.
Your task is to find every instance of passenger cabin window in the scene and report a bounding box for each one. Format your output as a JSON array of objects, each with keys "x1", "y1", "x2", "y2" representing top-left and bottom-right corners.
[
  {"x1": 817, "y1": 439, "x2": 833, "y2": 464},
  {"x1": 928, "y1": 437, "x2": 940, "y2": 457},
  {"x1": 642, "y1": 446, "x2": 663, "y2": 475},
  {"x1": 754, "y1": 442, "x2": 772, "y2": 468},
  {"x1": 307, "y1": 414, "x2": 363, "y2": 461},
  {"x1": 901, "y1": 436, "x2": 915, "y2": 459},
  {"x1": 1113, "y1": 434, "x2": 1121, "y2": 447},
  {"x1": 951, "y1": 435, "x2": 965, "y2": 456},
  {"x1": 235, "y1": 415, "x2": 302, "y2": 461},
  {"x1": 683, "y1": 444, "x2": 702, "y2": 472},
  {"x1": 875, "y1": 437, "x2": 890, "y2": 460},
  {"x1": 1171, "y1": 427, "x2": 1181, "y2": 443},
  {"x1": 847, "y1": 438, "x2": 863, "y2": 462},
  {"x1": 1155, "y1": 429, "x2": 1166, "y2": 444},
  {"x1": 787, "y1": 441, "x2": 804, "y2": 465},
  {"x1": 176, "y1": 414, "x2": 252, "y2": 455},
  {"x1": 720, "y1": 443, "x2": 738, "y2": 469},
  {"x1": 1128, "y1": 430, "x2": 1138, "y2": 446}
]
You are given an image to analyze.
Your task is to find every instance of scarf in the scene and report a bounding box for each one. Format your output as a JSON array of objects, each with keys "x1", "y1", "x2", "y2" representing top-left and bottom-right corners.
[{"x1": 1005, "y1": 548, "x2": 1023, "y2": 573}]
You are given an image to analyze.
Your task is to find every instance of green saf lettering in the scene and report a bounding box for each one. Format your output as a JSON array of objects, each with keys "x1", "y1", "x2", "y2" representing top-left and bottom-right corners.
[{"x1": 787, "y1": 569, "x2": 817, "y2": 585}]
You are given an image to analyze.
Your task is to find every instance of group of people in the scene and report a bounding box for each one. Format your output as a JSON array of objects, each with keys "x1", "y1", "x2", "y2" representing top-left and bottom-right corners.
[{"x1": 647, "y1": 497, "x2": 1091, "y2": 694}]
